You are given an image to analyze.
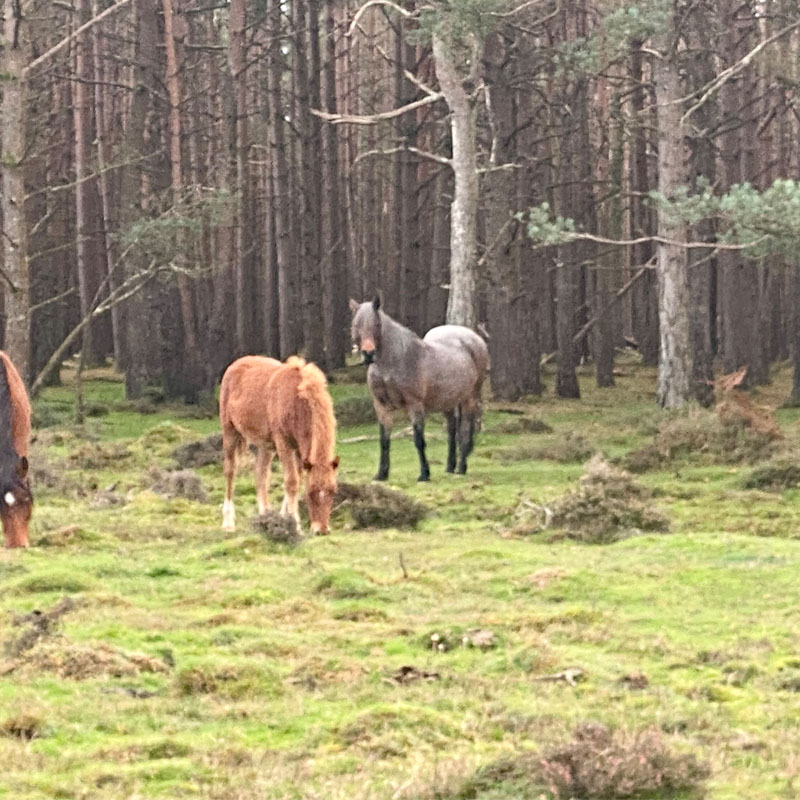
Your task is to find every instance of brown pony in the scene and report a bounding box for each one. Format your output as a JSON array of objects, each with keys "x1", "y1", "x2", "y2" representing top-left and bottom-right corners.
[
  {"x1": 219, "y1": 355, "x2": 339, "y2": 534},
  {"x1": 0, "y1": 351, "x2": 32, "y2": 547}
]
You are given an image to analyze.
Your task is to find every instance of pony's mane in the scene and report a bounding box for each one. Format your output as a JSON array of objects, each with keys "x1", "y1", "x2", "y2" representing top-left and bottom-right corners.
[
  {"x1": 0, "y1": 356, "x2": 19, "y2": 493},
  {"x1": 285, "y1": 357, "x2": 337, "y2": 464}
]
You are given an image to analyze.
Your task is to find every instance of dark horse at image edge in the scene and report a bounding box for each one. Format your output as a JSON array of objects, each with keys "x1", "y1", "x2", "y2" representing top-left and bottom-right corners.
[{"x1": 350, "y1": 298, "x2": 489, "y2": 482}]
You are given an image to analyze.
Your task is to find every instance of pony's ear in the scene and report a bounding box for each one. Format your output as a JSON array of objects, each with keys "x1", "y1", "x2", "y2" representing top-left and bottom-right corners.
[
  {"x1": 16, "y1": 456, "x2": 28, "y2": 478},
  {"x1": 331, "y1": 456, "x2": 340, "y2": 471},
  {"x1": 303, "y1": 459, "x2": 313, "y2": 472},
  {"x1": 349, "y1": 298, "x2": 360, "y2": 314},
  {"x1": 372, "y1": 295, "x2": 381, "y2": 312}
]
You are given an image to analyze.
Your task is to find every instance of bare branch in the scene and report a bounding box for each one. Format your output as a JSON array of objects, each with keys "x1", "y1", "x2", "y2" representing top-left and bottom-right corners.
[
  {"x1": 311, "y1": 92, "x2": 443, "y2": 125},
  {"x1": 681, "y1": 19, "x2": 800, "y2": 123},
  {"x1": 353, "y1": 146, "x2": 452, "y2": 167},
  {"x1": 531, "y1": 230, "x2": 770, "y2": 252},
  {"x1": 347, "y1": 0, "x2": 417, "y2": 37},
  {"x1": 24, "y1": 0, "x2": 133, "y2": 76}
]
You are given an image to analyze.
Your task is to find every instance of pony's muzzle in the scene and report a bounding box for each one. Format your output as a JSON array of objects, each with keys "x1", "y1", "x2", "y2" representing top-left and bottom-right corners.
[
  {"x1": 361, "y1": 350, "x2": 375, "y2": 365},
  {"x1": 311, "y1": 521, "x2": 330, "y2": 535}
]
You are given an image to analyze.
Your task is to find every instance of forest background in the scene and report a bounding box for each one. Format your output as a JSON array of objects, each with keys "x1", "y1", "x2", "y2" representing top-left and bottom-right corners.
[{"x1": 2, "y1": 0, "x2": 800, "y2": 408}]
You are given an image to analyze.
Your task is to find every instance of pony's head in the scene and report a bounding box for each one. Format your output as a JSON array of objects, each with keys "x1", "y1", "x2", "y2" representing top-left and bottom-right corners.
[
  {"x1": 0, "y1": 455, "x2": 32, "y2": 548},
  {"x1": 304, "y1": 456, "x2": 339, "y2": 535},
  {"x1": 349, "y1": 297, "x2": 382, "y2": 364}
]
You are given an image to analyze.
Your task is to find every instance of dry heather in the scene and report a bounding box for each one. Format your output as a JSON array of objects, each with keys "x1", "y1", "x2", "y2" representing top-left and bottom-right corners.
[
  {"x1": 457, "y1": 723, "x2": 708, "y2": 799},
  {"x1": 623, "y1": 402, "x2": 781, "y2": 473},
  {"x1": 508, "y1": 456, "x2": 668, "y2": 543}
]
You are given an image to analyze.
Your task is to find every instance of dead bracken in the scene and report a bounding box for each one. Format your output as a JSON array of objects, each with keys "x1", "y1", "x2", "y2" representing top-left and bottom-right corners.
[{"x1": 335, "y1": 482, "x2": 427, "y2": 529}]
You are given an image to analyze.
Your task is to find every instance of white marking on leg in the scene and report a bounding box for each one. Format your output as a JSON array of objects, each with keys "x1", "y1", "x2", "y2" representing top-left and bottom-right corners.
[
  {"x1": 222, "y1": 498, "x2": 236, "y2": 531},
  {"x1": 4, "y1": 492, "x2": 15, "y2": 506}
]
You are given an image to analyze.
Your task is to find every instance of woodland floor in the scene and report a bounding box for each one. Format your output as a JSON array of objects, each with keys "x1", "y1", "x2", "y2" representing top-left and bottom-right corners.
[{"x1": 3, "y1": 357, "x2": 800, "y2": 799}]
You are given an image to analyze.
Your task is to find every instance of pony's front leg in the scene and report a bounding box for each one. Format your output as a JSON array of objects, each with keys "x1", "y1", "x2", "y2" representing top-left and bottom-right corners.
[
  {"x1": 373, "y1": 402, "x2": 393, "y2": 481},
  {"x1": 275, "y1": 438, "x2": 301, "y2": 527},
  {"x1": 255, "y1": 444, "x2": 275, "y2": 515},
  {"x1": 410, "y1": 409, "x2": 430, "y2": 482}
]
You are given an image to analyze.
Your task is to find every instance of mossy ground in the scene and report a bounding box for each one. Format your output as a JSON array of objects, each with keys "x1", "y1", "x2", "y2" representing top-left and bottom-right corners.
[{"x1": 3, "y1": 358, "x2": 800, "y2": 798}]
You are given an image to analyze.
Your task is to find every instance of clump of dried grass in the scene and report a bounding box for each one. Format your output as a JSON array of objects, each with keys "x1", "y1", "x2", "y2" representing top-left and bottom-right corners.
[
  {"x1": 149, "y1": 467, "x2": 208, "y2": 503},
  {"x1": 740, "y1": 460, "x2": 800, "y2": 491},
  {"x1": 537, "y1": 722, "x2": 710, "y2": 798},
  {"x1": 532, "y1": 456, "x2": 669, "y2": 544},
  {"x1": 6, "y1": 640, "x2": 169, "y2": 680},
  {"x1": 1, "y1": 714, "x2": 45, "y2": 741},
  {"x1": 335, "y1": 482, "x2": 427, "y2": 529},
  {"x1": 250, "y1": 511, "x2": 302, "y2": 546},
  {"x1": 457, "y1": 723, "x2": 708, "y2": 800},
  {"x1": 171, "y1": 434, "x2": 223, "y2": 468}
]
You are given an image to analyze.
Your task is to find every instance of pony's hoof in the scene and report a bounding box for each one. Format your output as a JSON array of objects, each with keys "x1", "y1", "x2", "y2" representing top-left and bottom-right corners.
[
  {"x1": 418, "y1": 473, "x2": 430, "y2": 482},
  {"x1": 374, "y1": 473, "x2": 389, "y2": 482},
  {"x1": 222, "y1": 522, "x2": 236, "y2": 532}
]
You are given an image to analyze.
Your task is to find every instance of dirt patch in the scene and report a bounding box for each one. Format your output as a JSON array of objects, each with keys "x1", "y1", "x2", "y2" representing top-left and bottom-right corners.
[
  {"x1": 36, "y1": 525, "x2": 84, "y2": 547},
  {"x1": 250, "y1": 511, "x2": 302, "y2": 545},
  {"x1": 334, "y1": 395, "x2": 376, "y2": 426},
  {"x1": 172, "y1": 434, "x2": 223, "y2": 469},
  {"x1": 5, "y1": 597, "x2": 79, "y2": 657},
  {"x1": 335, "y1": 482, "x2": 427, "y2": 529},
  {"x1": 90, "y1": 489, "x2": 128, "y2": 508},
  {"x1": 149, "y1": 467, "x2": 209, "y2": 503},
  {"x1": 741, "y1": 460, "x2": 800, "y2": 491},
  {"x1": 623, "y1": 406, "x2": 781, "y2": 473},
  {"x1": 5, "y1": 639, "x2": 169, "y2": 679}
]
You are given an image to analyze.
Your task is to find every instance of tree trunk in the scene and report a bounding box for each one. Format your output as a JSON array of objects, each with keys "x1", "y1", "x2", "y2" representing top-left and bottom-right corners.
[
  {"x1": 1, "y1": 0, "x2": 31, "y2": 381},
  {"x1": 433, "y1": 33, "x2": 479, "y2": 328},
  {"x1": 654, "y1": 28, "x2": 692, "y2": 409},
  {"x1": 120, "y1": 0, "x2": 160, "y2": 398}
]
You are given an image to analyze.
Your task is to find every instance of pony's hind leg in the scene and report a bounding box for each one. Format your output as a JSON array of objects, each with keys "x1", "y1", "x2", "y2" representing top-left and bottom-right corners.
[
  {"x1": 222, "y1": 430, "x2": 244, "y2": 531},
  {"x1": 456, "y1": 403, "x2": 477, "y2": 475},
  {"x1": 255, "y1": 444, "x2": 276, "y2": 515},
  {"x1": 446, "y1": 410, "x2": 458, "y2": 474}
]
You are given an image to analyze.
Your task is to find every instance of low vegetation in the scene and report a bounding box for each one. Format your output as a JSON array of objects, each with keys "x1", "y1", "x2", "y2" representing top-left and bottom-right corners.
[{"x1": 3, "y1": 358, "x2": 800, "y2": 799}]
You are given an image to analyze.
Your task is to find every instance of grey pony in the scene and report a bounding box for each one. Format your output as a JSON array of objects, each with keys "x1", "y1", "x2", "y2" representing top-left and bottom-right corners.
[{"x1": 350, "y1": 297, "x2": 489, "y2": 481}]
